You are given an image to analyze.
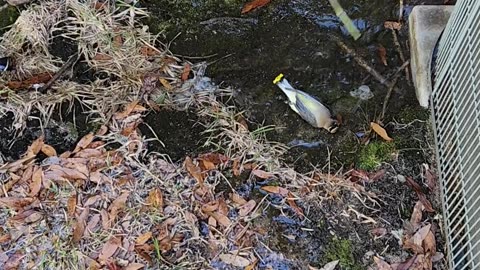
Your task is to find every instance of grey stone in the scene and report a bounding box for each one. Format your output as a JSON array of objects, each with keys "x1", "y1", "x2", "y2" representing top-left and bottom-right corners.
[{"x1": 409, "y1": 5, "x2": 454, "y2": 108}]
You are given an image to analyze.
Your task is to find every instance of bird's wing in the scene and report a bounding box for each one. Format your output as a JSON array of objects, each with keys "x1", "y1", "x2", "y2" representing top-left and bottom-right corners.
[{"x1": 294, "y1": 92, "x2": 319, "y2": 127}]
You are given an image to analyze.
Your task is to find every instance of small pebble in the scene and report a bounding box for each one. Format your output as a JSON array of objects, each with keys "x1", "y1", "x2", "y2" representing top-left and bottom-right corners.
[{"x1": 396, "y1": 174, "x2": 406, "y2": 183}]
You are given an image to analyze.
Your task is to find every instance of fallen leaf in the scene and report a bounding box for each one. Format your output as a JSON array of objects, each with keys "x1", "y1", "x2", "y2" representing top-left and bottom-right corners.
[
  {"x1": 348, "y1": 169, "x2": 369, "y2": 182},
  {"x1": 147, "y1": 188, "x2": 163, "y2": 210},
  {"x1": 384, "y1": 21, "x2": 402, "y2": 30},
  {"x1": 431, "y1": 252, "x2": 444, "y2": 262},
  {"x1": 109, "y1": 191, "x2": 130, "y2": 221},
  {"x1": 202, "y1": 201, "x2": 219, "y2": 213},
  {"x1": 239, "y1": 200, "x2": 256, "y2": 216},
  {"x1": 320, "y1": 260, "x2": 339, "y2": 270},
  {"x1": 0, "y1": 233, "x2": 11, "y2": 244},
  {"x1": 396, "y1": 255, "x2": 417, "y2": 270},
  {"x1": 369, "y1": 169, "x2": 386, "y2": 181},
  {"x1": 185, "y1": 156, "x2": 203, "y2": 184},
  {"x1": 29, "y1": 167, "x2": 43, "y2": 197},
  {"x1": 3, "y1": 251, "x2": 24, "y2": 270},
  {"x1": 374, "y1": 256, "x2": 392, "y2": 270},
  {"x1": 125, "y1": 263, "x2": 145, "y2": 270},
  {"x1": 219, "y1": 253, "x2": 250, "y2": 267},
  {"x1": 378, "y1": 44, "x2": 388, "y2": 66},
  {"x1": 73, "y1": 133, "x2": 95, "y2": 153},
  {"x1": 252, "y1": 169, "x2": 274, "y2": 179},
  {"x1": 181, "y1": 63, "x2": 191, "y2": 81},
  {"x1": 99, "y1": 236, "x2": 122, "y2": 262},
  {"x1": 287, "y1": 194, "x2": 304, "y2": 218},
  {"x1": 67, "y1": 194, "x2": 77, "y2": 216},
  {"x1": 85, "y1": 214, "x2": 100, "y2": 236},
  {"x1": 140, "y1": 46, "x2": 159, "y2": 56},
  {"x1": 423, "y1": 230, "x2": 436, "y2": 254},
  {"x1": 27, "y1": 136, "x2": 44, "y2": 157},
  {"x1": 370, "y1": 122, "x2": 393, "y2": 141},
  {"x1": 89, "y1": 171, "x2": 111, "y2": 184},
  {"x1": 241, "y1": 0, "x2": 271, "y2": 14},
  {"x1": 406, "y1": 177, "x2": 435, "y2": 212},
  {"x1": 0, "y1": 197, "x2": 33, "y2": 210},
  {"x1": 7, "y1": 73, "x2": 53, "y2": 90},
  {"x1": 113, "y1": 101, "x2": 146, "y2": 120},
  {"x1": 93, "y1": 53, "x2": 112, "y2": 61},
  {"x1": 159, "y1": 78, "x2": 173, "y2": 91},
  {"x1": 136, "y1": 232, "x2": 153, "y2": 245},
  {"x1": 96, "y1": 125, "x2": 109, "y2": 136},
  {"x1": 41, "y1": 144, "x2": 57, "y2": 157},
  {"x1": 410, "y1": 201, "x2": 423, "y2": 227},
  {"x1": 405, "y1": 224, "x2": 431, "y2": 253},
  {"x1": 113, "y1": 35, "x2": 123, "y2": 47},
  {"x1": 230, "y1": 193, "x2": 248, "y2": 206},
  {"x1": 233, "y1": 159, "x2": 241, "y2": 176},
  {"x1": 245, "y1": 259, "x2": 258, "y2": 270},
  {"x1": 261, "y1": 186, "x2": 289, "y2": 196},
  {"x1": 200, "y1": 159, "x2": 216, "y2": 171},
  {"x1": 73, "y1": 207, "x2": 89, "y2": 244},
  {"x1": 209, "y1": 211, "x2": 231, "y2": 227}
]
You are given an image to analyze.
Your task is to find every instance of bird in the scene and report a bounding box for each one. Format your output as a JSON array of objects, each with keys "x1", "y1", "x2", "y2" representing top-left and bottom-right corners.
[{"x1": 273, "y1": 73, "x2": 339, "y2": 133}]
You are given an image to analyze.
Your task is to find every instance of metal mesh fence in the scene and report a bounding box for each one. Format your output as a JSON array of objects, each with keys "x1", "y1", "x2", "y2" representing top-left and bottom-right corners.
[{"x1": 432, "y1": 1, "x2": 480, "y2": 269}]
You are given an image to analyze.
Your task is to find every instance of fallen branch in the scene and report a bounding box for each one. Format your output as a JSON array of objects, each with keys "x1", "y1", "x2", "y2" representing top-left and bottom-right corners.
[
  {"x1": 381, "y1": 60, "x2": 410, "y2": 120},
  {"x1": 391, "y1": 29, "x2": 410, "y2": 82},
  {"x1": 334, "y1": 37, "x2": 395, "y2": 89},
  {"x1": 39, "y1": 53, "x2": 78, "y2": 93}
]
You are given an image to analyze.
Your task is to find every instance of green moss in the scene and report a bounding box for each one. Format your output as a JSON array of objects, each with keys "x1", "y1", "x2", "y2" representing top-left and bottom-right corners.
[
  {"x1": 0, "y1": 6, "x2": 19, "y2": 35},
  {"x1": 323, "y1": 237, "x2": 362, "y2": 270},
  {"x1": 398, "y1": 105, "x2": 430, "y2": 123},
  {"x1": 357, "y1": 141, "x2": 395, "y2": 171}
]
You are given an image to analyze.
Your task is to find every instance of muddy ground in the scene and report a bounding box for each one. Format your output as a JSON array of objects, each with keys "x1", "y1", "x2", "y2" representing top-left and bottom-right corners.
[{"x1": 0, "y1": 0, "x2": 448, "y2": 269}]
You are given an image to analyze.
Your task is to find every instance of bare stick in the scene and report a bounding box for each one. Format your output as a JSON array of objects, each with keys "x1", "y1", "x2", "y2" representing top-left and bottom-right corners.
[
  {"x1": 381, "y1": 60, "x2": 410, "y2": 120},
  {"x1": 39, "y1": 53, "x2": 78, "y2": 93},
  {"x1": 334, "y1": 37, "x2": 394, "y2": 89},
  {"x1": 391, "y1": 29, "x2": 410, "y2": 82}
]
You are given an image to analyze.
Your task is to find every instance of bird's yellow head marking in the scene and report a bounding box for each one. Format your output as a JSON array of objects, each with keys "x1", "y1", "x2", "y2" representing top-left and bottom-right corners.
[{"x1": 273, "y1": 73, "x2": 284, "y2": 84}]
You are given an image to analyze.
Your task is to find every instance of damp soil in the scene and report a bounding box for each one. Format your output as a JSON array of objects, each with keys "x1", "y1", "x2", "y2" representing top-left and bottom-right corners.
[{"x1": 0, "y1": 0, "x2": 447, "y2": 269}]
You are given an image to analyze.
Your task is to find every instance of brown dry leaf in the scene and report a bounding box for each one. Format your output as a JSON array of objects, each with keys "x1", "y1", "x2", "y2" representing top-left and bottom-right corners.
[
  {"x1": 93, "y1": 53, "x2": 112, "y2": 61},
  {"x1": 113, "y1": 35, "x2": 123, "y2": 47},
  {"x1": 89, "y1": 171, "x2": 111, "y2": 184},
  {"x1": 125, "y1": 263, "x2": 145, "y2": 270},
  {"x1": 370, "y1": 122, "x2": 393, "y2": 141},
  {"x1": 44, "y1": 165, "x2": 88, "y2": 181},
  {"x1": 59, "y1": 151, "x2": 72, "y2": 158},
  {"x1": 219, "y1": 253, "x2": 250, "y2": 267},
  {"x1": 201, "y1": 159, "x2": 216, "y2": 171},
  {"x1": 73, "y1": 133, "x2": 95, "y2": 153},
  {"x1": 287, "y1": 193, "x2": 304, "y2": 218},
  {"x1": 4, "y1": 251, "x2": 24, "y2": 270},
  {"x1": 86, "y1": 141, "x2": 105, "y2": 149},
  {"x1": 140, "y1": 46, "x2": 159, "y2": 56},
  {"x1": 233, "y1": 158, "x2": 241, "y2": 176},
  {"x1": 261, "y1": 186, "x2": 289, "y2": 196},
  {"x1": 384, "y1": 21, "x2": 402, "y2": 30},
  {"x1": 396, "y1": 255, "x2": 417, "y2": 270},
  {"x1": 374, "y1": 256, "x2": 392, "y2": 270},
  {"x1": 202, "y1": 200, "x2": 219, "y2": 213},
  {"x1": 0, "y1": 233, "x2": 11, "y2": 244},
  {"x1": 136, "y1": 232, "x2": 153, "y2": 245},
  {"x1": 230, "y1": 193, "x2": 248, "y2": 206},
  {"x1": 67, "y1": 194, "x2": 77, "y2": 216},
  {"x1": 423, "y1": 230, "x2": 436, "y2": 254},
  {"x1": 73, "y1": 207, "x2": 89, "y2": 244},
  {"x1": 209, "y1": 211, "x2": 231, "y2": 227},
  {"x1": 101, "y1": 209, "x2": 111, "y2": 229},
  {"x1": 27, "y1": 136, "x2": 44, "y2": 157},
  {"x1": 7, "y1": 73, "x2": 53, "y2": 90},
  {"x1": 241, "y1": 0, "x2": 271, "y2": 14},
  {"x1": 159, "y1": 78, "x2": 173, "y2": 91},
  {"x1": 185, "y1": 156, "x2": 203, "y2": 184},
  {"x1": 99, "y1": 236, "x2": 122, "y2": 262},
  {"x1": 181, "y1": 63, "x2": 191, "y2": 81},
  {"x1": 410, "y1": 201, "x2": 424, "y2": 227},
  {"x1": 378, "y1": 44, "x2": 388, "y2": 66},
  {"x1": 410, "y1": 224, "x2": 432, "y2": 252},
  {"x1": 109, "y1": 191, "x2": 130, "y2": 221},
  {"x1": 239, "y1": 200, "x2": 256, "y2": 217},
  {"x1": 424, "y1": 167, "x2": 437, "y2": 191},
  {"x1": 406, "y1": 177, "x2": 435, "y2": 213},
  {"x1": 29, "y1": 167, "x2": 43, "y2": 197},
  {"x1": 113, "y1": 101, "x2": 146, "y2": 120},
  {"x1": 252, "y1": 169, "x2": 274, "y2": 179},
  {"x1": 41, "y1": 144, "x2": 57, "y2": 157},
  {"x1": 96, "y1": 125, "x2": 109, "y2": 136},
  {"x1": 147, "y1": 188, "x2": 163, "y2": 209},
  {"x1": 0, "y1": 197, "x2": 33, "y2": 210}
]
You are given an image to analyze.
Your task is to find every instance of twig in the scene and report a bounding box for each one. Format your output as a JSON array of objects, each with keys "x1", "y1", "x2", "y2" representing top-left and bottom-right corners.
[
  {"x1": 398, "y1": 0, "x2": 404, "y2": 21},
  {"x1": 381, "y1": 60, "x2": 410, "y2": 120},
  {"x1": 334, "y1": 37, "x2": 394, "y2": 89},
  {"x1": 39, "y1": 53, "x2": 78, "y2": 93},
  {"x1": 391, "y1": 29, "x2": 410, "y2": 82}
]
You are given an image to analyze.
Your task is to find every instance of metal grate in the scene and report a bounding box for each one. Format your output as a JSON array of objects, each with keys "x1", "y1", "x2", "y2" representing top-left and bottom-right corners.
[{"x1": 431, "y1": 0, "x2": 480, "y2": 269}]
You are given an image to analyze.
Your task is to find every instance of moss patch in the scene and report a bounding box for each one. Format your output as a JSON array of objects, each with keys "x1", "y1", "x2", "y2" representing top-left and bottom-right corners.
[
  {"x1": 357, "y1": 141, "x2": 396, "y2": 171},
  {"x1": 0, "y1": 5, "x2": 19, "y2": 35},
  {"x1": 398, "y1": 105, "x2": 430, "y2": 123},
  {"x1": 323, "y1": 237, "x2": 362, "y2": 270}
]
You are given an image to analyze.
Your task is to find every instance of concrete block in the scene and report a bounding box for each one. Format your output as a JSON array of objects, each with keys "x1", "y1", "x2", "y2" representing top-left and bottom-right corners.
[{"x1": 409, "y1": 5, "x2": 454, "y2": 108}]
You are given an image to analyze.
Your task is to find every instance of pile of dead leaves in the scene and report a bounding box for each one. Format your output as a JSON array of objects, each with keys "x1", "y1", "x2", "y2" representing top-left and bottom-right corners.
[{"x1": 372, "y1": 199, "x2": 444, "y2": 270}]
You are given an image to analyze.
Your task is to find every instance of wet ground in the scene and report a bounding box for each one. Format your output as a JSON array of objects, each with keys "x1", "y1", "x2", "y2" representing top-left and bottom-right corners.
[{"x1": 0, "y1": 0, "x2": 446, "y2": 269}]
